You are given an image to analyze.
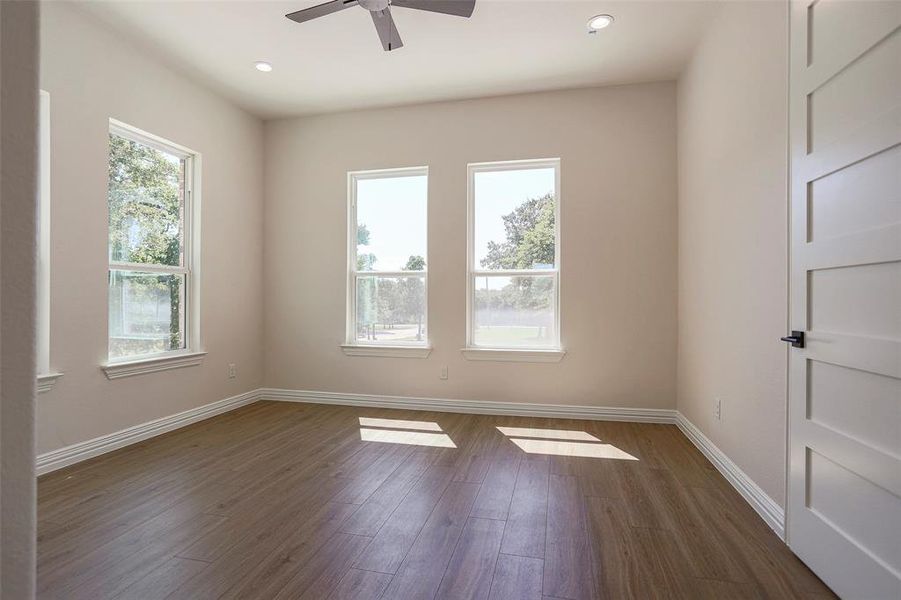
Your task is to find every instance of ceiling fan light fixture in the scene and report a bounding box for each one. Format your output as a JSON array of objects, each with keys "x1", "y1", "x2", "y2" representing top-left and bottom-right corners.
[
  {"x1": 254, "y1": 61, "x2": 273, "y2": 72},
  {"x1": 587, "y1": 14, "x2": 614, "y2": 33}
]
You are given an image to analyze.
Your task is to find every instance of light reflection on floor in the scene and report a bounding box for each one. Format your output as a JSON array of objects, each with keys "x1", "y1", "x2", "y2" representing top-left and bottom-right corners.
[
  {"x1": 358, "y1": 417, "x2": 442, "y2": 431},
  {"x1": 495, "y1": 426, "x2": 600, "y2": 441},
  {"x1": 358, "y1": 417, "x2": 456, "y2": 448},
  {"x1": 496, "y1": 426, "x2": 638, "y2": 460},
  {"x1": 359, "y1": 428, "x2": 457, "y2": 448},
  {"x1": 509, "y1": 437, "x2": 638, "y2": 460},
  {"x1": 354, "y1": 417, "x2": 636, "y2": 458}
]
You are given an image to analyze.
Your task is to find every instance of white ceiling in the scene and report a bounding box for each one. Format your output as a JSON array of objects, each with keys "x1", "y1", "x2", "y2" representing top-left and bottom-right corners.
[{"x1": 78, "y1": 0, "x2": 720, "y2": 119}]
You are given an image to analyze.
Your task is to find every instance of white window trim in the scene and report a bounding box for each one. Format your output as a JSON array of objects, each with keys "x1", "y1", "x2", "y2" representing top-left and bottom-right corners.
[
  {"x1": 464, "y1": 158, "x2": 564, "y2": 359},
  {"x1": 101, "y1": 350, "x2": 207, "y2": 380},
  {"x1": 340, "y1": 345, "x2": 432, "y2": 358},
  {"x1": 37, "y1": 372, "x2": 64, "y2": 394},
  {"x1": 344, "y1": 166, "x2": 430, "y2": 356},
  {"x1": 460, "y1": 348, "x2": 565, "y2": 363},
  {"x1": 37, "y1": 90, "x2": 62, "y2": 392},
  {"x1": 104, "y1": 119, "x2": 203, "y2": 372}
]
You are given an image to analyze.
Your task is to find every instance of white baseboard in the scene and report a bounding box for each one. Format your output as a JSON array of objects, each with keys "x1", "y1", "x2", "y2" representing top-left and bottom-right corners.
[
  {"x1": 675, "y1": 412, "x2": 785, "y2": 539},
  {"x1": 263, "y1": 389, "x2": 784, "y2": 538},
  {"x1": 36, "y1": 388, "x2": 260, "y2": 476},
  {"x1": 35, "y1": 385, "x2": 785, "y2": 542},
  {"x1": 258, "y1": 388, "x2": 678, "y2": 423}
]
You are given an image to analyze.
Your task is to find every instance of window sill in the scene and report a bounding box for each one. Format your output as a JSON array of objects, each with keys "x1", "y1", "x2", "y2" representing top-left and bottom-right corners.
[
  {"x1": 37, "y1": 372, "x2": 64, "y2": 393},
  {"x1": 102, "y1": 351, "x2": 206, "y2": 380},
  {"x1": 340, "y1": 345, "x2": 432, "y2": 358},
  {"x1": 460, "y1": 348, "x2": 566, "y2": 363}
]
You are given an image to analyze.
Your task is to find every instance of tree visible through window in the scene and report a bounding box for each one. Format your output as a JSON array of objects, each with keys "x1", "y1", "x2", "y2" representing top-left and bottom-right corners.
[
  {"x1": 481, "y1": 193, "x2": 556, "y2": 270},
  {"x1": 469, "y1": 161, "x2": 560, "y2": 349},
  {"x1": 350, "y1": 168, "x2": 428, "y2": 346},
  {"x1": 107, "y1": 125, "x2": 195, "y2": 361}
]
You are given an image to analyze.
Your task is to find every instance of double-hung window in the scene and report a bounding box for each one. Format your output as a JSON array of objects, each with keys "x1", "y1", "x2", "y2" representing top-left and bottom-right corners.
[
  {"x1": 346, "y1": 167, "x2": 429, "y2": 356},
  {"x1": 107, "y1": 121, "x2": 199, "y2": 364},
  {"x1": 466, "y1": 159, "x2": 562, "y2": 358}
]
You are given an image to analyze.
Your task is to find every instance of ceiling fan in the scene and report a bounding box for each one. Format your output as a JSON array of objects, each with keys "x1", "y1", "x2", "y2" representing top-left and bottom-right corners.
[{"x1": 285, "y1": 0, "x2": 476, "y2": 52}]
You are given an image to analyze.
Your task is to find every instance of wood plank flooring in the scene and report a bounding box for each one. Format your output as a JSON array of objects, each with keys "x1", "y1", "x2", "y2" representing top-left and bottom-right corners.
[{"x1": 37, "y1": 401, "x2": 835, "y2": 599}]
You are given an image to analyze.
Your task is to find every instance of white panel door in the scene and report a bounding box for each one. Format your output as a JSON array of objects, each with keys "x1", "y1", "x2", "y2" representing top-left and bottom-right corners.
[{"x1": 788, "y1": 2, "x2": 901, "y2": 598}]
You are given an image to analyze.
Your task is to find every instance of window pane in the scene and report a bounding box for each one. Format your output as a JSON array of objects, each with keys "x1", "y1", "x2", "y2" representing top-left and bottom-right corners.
[
  {"x1": 356, "y1": 174, "x2": 427, "y2": 272},
  {"x1": 473, "y1": 167, "x2": 556, "y2": 270},
  {"x1": 109, "y1": 270, "x2": 185, "y2": 359},
  {"x1": 473, "y1": 275, "x2": 555, "y2": 347},
  {"x1": 108, "y1": 134, "x2": 185, "y2": 266},
  {"x1": 356, "y1": 275, "x2": 426, "y2": 344}
]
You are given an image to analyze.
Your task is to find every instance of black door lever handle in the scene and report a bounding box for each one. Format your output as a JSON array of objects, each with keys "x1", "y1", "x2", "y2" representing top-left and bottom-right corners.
[{"x1": 780, "y1": 331, "x2": 805, "y2": 348}]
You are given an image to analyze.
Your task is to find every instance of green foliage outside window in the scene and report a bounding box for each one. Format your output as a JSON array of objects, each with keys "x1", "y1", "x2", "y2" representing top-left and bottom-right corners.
[
  {"x1": 478, "y1": 193, "x2": 556, "y2": 311},
  {"x1": 481, "y1": 193, "x2": 555, "y2": 270},
  {"x1": 108, "y1": 134, "x2": 186, "y2": 358},
  {"x1": 354, "y1": 190, "x2": 556, "y2": 342}
]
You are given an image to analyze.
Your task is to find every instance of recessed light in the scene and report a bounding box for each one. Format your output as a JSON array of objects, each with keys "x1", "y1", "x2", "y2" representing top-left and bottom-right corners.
[
  {"x1": 587, "y1": 14, "x2": 614, "y2": 33},
  {"x1": 254, "y1": 61, "x2": 273, "y2": 72}
]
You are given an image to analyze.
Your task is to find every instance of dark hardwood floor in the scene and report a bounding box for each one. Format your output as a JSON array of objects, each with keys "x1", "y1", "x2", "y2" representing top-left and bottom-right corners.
[{"x1": 37, "y1": 401, "x2": 835, "y2": 599}]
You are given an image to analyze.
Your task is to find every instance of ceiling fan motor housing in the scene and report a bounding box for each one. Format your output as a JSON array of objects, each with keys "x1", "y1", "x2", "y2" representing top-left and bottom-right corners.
[{"x1": 359, "y1": 0, "x2": 390, "y2": 11}]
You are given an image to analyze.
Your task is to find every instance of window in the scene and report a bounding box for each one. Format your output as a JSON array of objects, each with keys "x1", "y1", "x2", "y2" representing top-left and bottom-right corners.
[
  {"x1": 107, "y1": 121, "x2": 199, "y2": 364},
  {"x1": 466, "y1": 159, "x2": 562, "y2": 355},
  {"x1": 37, "y1": 90, "x2": 62, "y2": 392},
  {"x1": 346, "y1": 167, "x2": 428, "y2": 354}
]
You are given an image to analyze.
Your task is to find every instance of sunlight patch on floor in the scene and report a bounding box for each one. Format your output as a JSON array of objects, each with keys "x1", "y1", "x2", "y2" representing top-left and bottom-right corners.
[
  {"x1": 496, "y1": 425, "x2": 638, "y2": 460},
  {"x1": 509, "y1": 438, "x2": 638, "y2": 460},
  {"x1": 360, "y1": 428, "x2": 457, "y2": 448},
  {"x1": 495, "y1": 426, "x2": 600, "y2": 441},
  {"x1": 359, "y1": 417, "x2": 442, "y2": 431}
]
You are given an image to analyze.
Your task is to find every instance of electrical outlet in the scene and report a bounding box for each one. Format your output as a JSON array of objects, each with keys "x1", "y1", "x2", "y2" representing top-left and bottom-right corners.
[
  {"x1": 228, "y1": 363, "x2": 237, "y2": 379},
  {"x1": 440, "y1": 366, "x2": 448, "y2": 380},
  {"x1": 714, "y1": 397, "x2": 722, "y2": 421}
]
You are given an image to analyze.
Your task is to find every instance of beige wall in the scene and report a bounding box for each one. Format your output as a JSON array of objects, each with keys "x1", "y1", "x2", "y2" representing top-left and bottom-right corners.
[
  {"x1": 31, "y1": 0, "x2": 795, "y2": 536},
  {"x1": 677, "y1": 1, "x2": 789, "y2": 504},
  {"x1": 37, "y1": 2, "x2": 264, "y2": 454},
  {"x1": 264, "y1": 83, "x2": 678, "y2": 409},
  {"x1": 1, "y1": 1, "x2": 39, "y2": 595}
]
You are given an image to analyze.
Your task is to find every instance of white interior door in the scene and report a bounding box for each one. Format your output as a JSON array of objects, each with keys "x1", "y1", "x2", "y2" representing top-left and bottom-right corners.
[{"x1": 788, "y1": 1, "x2": 901, "y2": 598}]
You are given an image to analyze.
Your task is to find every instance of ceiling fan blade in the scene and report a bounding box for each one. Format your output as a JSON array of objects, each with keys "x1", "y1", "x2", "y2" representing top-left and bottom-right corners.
[
  {"x1": 390, "y1": 0, "x2": 475, "y2": 18},
  {"x1": 285, "y1": 0, "x2": 358, "y2": 23},
  {"x1": 371, "y1": 7, "x2": 404, "y2": 51}
]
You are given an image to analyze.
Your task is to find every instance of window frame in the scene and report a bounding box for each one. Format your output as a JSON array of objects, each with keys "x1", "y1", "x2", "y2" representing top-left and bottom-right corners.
[
  {"x1": 36, "y1": 90, "x2": 64, "y2": 392},
  {"x1": 345, "y1": 166, "x2": 430, "y2": 354},
  {"x1": 105, "y1": 119, "x2": 202, "y2": 367},
  {"x1": 465, "y1": 158, "x2": 563, "y2": 355}
]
